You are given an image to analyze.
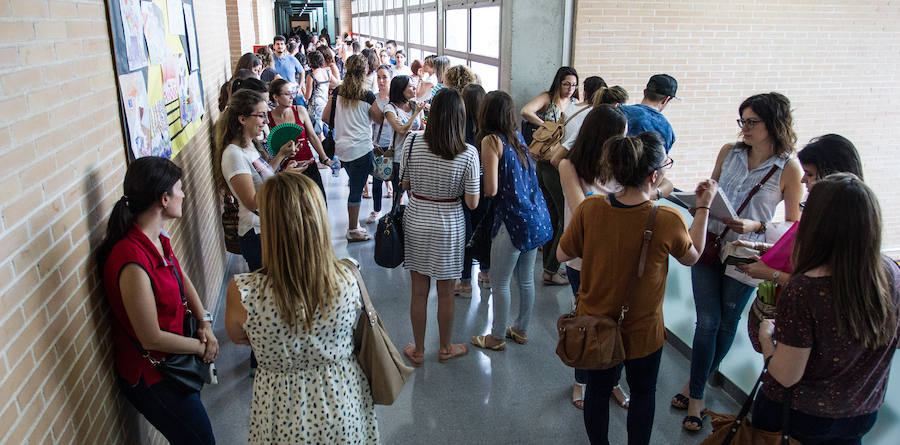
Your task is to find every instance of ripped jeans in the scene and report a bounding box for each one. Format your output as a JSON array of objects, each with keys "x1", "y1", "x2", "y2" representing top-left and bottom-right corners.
[{"x1": 688, "y1": 259, "x2": 755, "y2": 400}]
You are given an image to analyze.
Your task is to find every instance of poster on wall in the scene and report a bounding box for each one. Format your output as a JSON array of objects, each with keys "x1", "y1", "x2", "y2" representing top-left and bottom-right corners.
[
  {"x1": 141, "y1": 1, "x2": 167, "y2": 66},
  {"x1": 118, "y1": 71, "x2": 152, "y2": 159},
  {"x1": 106, "y1": 0, "x2": 205, "y2": 161},
  {"x1": 119, "y1": 0, "x2": 148, "y2": 70},
  {"x1": 183, "y1": 3, "x2": 199, "y2": 71},
  {"x1": 167, "y1": 0, "x2": 186, "y2": 35}
]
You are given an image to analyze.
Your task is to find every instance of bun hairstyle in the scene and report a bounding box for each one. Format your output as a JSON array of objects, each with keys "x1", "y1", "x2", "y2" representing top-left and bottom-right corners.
[
  {"x1": 96, "y1": 157, "x2": 183, "y2": 268},
  {"x1": 601, "y1": 132, "x2": 666, "y2": 188},
  {"x1": 231, "y1": 77, "x2": 267, "y2": 95}
]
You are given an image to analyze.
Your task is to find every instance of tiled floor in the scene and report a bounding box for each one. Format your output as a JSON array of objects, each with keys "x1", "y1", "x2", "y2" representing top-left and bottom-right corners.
[{"x1": 202, "y1": 168, "x2": 741, "y2": 444}]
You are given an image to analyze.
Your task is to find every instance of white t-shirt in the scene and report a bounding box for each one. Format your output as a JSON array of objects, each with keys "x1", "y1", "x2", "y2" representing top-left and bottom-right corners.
[
  {"x1": 334, "y1": 86, "x2": 377, "y2": 162},
  {"x1": 560, "y1": 104, "x2": 593, "y2": 151},
  {"x1": 383, "y1": 102, "x2": 422, "y2": 163},
  {"x1": 372, "y1": 98, "x2": 394, "y2": 148},
  {"x1": 221, "y1": 143, "x2": 274, "y2": 236}
]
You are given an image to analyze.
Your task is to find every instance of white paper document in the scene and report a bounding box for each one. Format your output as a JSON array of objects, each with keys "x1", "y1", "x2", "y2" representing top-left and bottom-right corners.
[{"x1": 672, "y1": 189, "x2": 737, "y2": 222}]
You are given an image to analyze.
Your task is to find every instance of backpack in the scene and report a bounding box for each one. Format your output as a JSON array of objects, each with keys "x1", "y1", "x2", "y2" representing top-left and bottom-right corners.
[{"x1": 527, "y1": 105, "x2": 590, "y2": 161}]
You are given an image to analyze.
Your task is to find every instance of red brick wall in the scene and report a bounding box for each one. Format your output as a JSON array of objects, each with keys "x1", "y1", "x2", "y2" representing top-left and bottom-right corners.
[
  {"x1": 0, "y1": 0, "x2": 261, "y2": 442},
  {"x1": 572, "y1": 0, "x2": 900, "y2": 254}
]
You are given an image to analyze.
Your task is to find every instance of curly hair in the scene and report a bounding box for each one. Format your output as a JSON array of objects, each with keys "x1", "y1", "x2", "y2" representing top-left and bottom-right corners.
[
  {"x1": 738, "y1": 92, "x2": 797, "y2": 158},
  {"x1": 444, "y1": 65, "x2": 478, "y2": 92}
]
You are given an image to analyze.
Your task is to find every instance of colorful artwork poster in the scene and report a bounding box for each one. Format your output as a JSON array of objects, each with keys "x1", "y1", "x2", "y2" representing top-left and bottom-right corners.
[
  {"x1": 149, "y1": 99, "x2": 173, "y2": 158},
  {"x1": 119, "y1": 0, "x2": 148, "y2": 70},
  {"x1": 141, "y1": 1, "x2": 167, "y2": 66},
  {"x1": 118, "y1": 71, "x2": 152, "y2": 158},
  {"x1": 176, "y1": 53, "x2": 191, "y2": 126},
  {"x1": 167, "y1": 0, "x2": 186, "y2": 35},
  {"x1": 188, "y1": 71, "x2": 204, "y2": 121},
  {"x1": 162, "y1": 53, "x2": 179, "y2": 102},
  {"x1": 182, "y1": 3, "x2": 199, "y2": 72}
]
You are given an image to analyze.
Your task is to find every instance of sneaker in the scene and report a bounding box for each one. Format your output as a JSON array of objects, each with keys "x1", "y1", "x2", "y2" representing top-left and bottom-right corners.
[{"x1": 366, "y1": 211, "x2": 382, "y2": 224}]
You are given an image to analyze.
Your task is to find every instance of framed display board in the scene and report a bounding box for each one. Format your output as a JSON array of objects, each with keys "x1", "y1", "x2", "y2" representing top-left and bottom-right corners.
[{"x1": 105, "y1": 0, "x2": 205, "y2": 160}]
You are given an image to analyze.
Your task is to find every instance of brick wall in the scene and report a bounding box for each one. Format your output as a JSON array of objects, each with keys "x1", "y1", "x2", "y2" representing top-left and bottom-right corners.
[
  {"x1": 0, "y1": 0, "x2": 262, "y2": 443},
  {"x1": 572, "y1": 0, "x2": 900, "y2": 254},
  {"x1": 339, "y1": 0, "x2": 352, "y2": 36}
]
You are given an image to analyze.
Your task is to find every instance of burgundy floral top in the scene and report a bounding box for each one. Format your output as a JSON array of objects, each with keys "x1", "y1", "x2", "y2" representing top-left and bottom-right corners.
[{"x1": 761, "y1": 256, "x2": 900, "y2": 418}]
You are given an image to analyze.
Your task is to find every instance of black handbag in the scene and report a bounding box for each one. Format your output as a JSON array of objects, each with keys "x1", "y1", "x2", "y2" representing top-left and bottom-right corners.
[
  {"x1": 222, "y1": 193, "x2": 241, "y2": 255},
  {"x1": 465, "y1": 198, "x2": 493, "y2": 266},
  {"x1": 129, "y1": 264, "x2": 211, "y2": 393},
  {"x1": 521, "y1": 119, "x2": 539, "y2": 145},
  {"x1": 374, "y1": 134, "x2": 416, "y2": 268},
  {"x1": 322, "y1": 90, "x2": 338, "y2": 159}
]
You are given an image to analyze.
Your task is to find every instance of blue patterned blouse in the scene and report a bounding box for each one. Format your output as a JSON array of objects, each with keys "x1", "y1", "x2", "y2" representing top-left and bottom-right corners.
[{"x1": 491, "y1": 133, "x2": 553, "y2": 251}]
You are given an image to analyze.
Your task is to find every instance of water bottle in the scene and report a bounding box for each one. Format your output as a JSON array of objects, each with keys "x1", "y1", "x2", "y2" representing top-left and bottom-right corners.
[{"x1": 331, "y1": 156, "x2": 341, "y2": 177}]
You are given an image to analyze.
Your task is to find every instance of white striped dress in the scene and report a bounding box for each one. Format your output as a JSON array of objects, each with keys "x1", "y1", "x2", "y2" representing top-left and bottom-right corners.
[{"x1": 399, "y1": 131, "x2": 480, "y2": 280}]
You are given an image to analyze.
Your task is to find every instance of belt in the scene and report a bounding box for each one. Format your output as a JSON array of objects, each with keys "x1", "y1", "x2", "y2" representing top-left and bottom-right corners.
[{"x1": 411, "y1": 192, "x2": 460, "y2": 203}]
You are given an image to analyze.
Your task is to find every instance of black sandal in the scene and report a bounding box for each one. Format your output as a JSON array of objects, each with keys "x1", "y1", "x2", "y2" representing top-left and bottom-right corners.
[
  {"x1": 682, "y1": 410, "x2": 709, "y2": 432},
  {"x1": 671, "y1": 393, "x2": 689, "y2": 410}
]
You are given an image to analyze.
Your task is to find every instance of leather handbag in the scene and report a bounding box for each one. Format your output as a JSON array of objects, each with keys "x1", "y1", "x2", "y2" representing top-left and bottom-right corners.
[
  {"x1": 222, "y1": 193, "x2": 241, "y2": 255},
  {"x1": 699, "y1": 164, "x2": 779, "y2": 265},
  {"x1": 322, "y1": 91, "x2": 338, "y2": 159},
  {"x1": 374, "y1": 134, "x2": 416, "y2": 268},
  {"x1": 341, "y1": 259, "x2": 414, "y2": 405},
  {"x1": 701, "y1": 360, "x2": 799, "y2": 445},
  {"x1": 527, "y1": 105, "x2": 590, "y2": 161},
  {"x1": 556, "y1": 205, "x2": 658, "y2": 370},
  {"x1": 372, "y1": 122, "x2": 393, "y2": 181},
  {"x1": 130, "y1": 265, "x2": 211, "y2": 394}
]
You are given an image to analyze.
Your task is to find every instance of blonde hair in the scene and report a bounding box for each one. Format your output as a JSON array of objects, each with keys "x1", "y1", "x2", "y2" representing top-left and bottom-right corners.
[
  {"x1": 257, "y1": 172, "x2": 350, "y2": 330},
  {"x1": 444, "y1": 65, "x2": 478, "y2": 92},
  {"x1": 339, "y1": 55, "x2": 368, "y2": 108}
]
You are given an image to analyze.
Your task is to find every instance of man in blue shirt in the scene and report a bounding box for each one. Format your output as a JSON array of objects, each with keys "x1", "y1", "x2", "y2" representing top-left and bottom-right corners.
[
  {"x1": 619, "y1": 74, "x2": 678, "y2": 153},
  {"x1": 272, "y1": 35, "x2": 304, "y2": 85}
]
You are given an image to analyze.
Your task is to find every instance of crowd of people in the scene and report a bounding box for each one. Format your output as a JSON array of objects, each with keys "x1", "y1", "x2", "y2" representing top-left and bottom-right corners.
[{"x1": 97, "y1": 29, "x2": 900, "y2": 445}]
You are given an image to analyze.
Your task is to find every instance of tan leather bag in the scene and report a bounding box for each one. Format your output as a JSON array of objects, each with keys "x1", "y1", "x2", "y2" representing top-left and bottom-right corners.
[
  {"x1": 341, "y1": 259, "x2": 414, "y2": 405},
  {"x1": 555, "y1": 205, "x2": 658, "y2": 370},
  {"x1": 528, "y1": 105, "x2": 590, "y2": 161}
]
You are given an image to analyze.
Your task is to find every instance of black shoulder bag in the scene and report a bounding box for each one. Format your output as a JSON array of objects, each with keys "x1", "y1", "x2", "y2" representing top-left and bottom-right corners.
[
  {"x1": 374, "y1": 134, "x2": 416, "y2": 268},
  {"x1": 322, "y1": 89, "x2": 338, "y2": 159}
]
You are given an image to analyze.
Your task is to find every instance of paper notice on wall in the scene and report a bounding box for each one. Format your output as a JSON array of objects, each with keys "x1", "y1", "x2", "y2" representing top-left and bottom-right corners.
[
  {"x1": 176, "y1": 53, "x2": 192, "y2": 126},
  {"x1": 119, "y1": 0, "x2": 147, "y2": 70},
  {"x1": 188, "y1": 71, "x2": 204, "y2": 121},
  {"x1": 162, "y1": 53, "x2": 179, "y2": 102},
  {"x1": 119, "y1": 71, "x2": 152, "y2": 158},
  {"x1": 167, "y1": 0, "x2": 186, "y2": 35},
  {"x1": 142, "y1": 1, "x2": 167, "y2": 66},
  {"x1": 183, "y1": 3, "x2": 199, "y2": 71}
]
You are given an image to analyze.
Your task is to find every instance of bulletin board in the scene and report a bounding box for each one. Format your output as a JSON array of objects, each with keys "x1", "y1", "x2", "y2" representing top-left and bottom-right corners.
[{"x1": 105, "y1": 0, "x2": 205, "y2": 161}]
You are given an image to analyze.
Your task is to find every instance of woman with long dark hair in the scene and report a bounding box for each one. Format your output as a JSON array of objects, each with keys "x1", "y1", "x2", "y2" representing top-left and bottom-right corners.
[
  {"x1": 456, "y1": 83, "x2": 489, "y2": 295},
  {"x1": 382, "y1": 75, "x2": 425, "y2": 205},
  {"x1": 520, "y1": 66, "x2": 580, "y2": 286},
  {"x1": 558, "y1": 133, "x2": 715, "y2": 445},
  {"x1": 753, "y1": 173, "x2": 899, "y2": 444},
  {"x1": 469, "y1": 91, "x2": 551, "y2": 351},
  {"x1": 674, "y1": 92, "x2": 804, "y2": 431},
  {"x1": 99, "y1": 157, "x2": 217, "y2": 444},
  {"x1": 400, "y1": 88, "x2": 480, "y2": 365}
]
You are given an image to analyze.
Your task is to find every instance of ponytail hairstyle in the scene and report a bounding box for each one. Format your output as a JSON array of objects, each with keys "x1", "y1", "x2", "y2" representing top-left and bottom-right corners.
[
  {"x1": 97, "y1": 157, "x2": 183, "y2": 268},
  {"x1": 218, "y1": 69, "x2": 255, "y2": 112},
  {"x1": 476, "y1": 90, "x2": 530, "y2": 168},
  {"x1": 213, "y1": 89, "x2": 269, "y2": 194},
  {"x1": 601, "y1": 132, "x2": 665, "y2": 188},
  {"x1": 792, "y1": 173, "x2": 896, "y2": 348},
  {"x1": 338, "y1": 55, "x2": 369, "y2": 107},
  {"x1": 592, "y1": 85, "x2": 629, "y2": 107},
  {"x1": 582, "y1": 76, "x2": 607, "y2": 104},
  {"x1": 568, "y1": 105, "x2": 627, "y2": 184}
]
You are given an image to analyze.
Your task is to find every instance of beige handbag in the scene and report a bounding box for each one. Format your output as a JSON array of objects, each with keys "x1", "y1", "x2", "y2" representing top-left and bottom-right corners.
[{"x1": 341, "y1": 259, "x2": 414, "y2": 405}]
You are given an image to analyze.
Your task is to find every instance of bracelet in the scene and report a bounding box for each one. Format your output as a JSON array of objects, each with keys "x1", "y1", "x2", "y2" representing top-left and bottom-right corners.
[
  {"x1": 756, "y1": 220, "x2": 767, "y2": 234},
  {"x1": 199, "y1": 311, "x2": 213, "y2": 322},
  {"x1": 695, "y1": 206, "x2": 710, "y2": 211}
]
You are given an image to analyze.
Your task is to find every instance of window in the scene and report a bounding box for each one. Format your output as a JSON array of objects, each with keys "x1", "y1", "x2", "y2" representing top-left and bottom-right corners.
[{"x1": 442, "y1": 4, "x2": 502, "y2": 91}]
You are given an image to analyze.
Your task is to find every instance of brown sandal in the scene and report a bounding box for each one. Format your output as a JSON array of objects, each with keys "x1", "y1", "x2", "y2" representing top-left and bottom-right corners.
[
  {"x1": 438, "y1": 344, "x2": 468, "y2": 362},
  {"x1": 505, "y1": 326, "x2": 528, "y2": 344},
  {"x1": 402, "y1": 344, "x2": 424, "y2": 367}
]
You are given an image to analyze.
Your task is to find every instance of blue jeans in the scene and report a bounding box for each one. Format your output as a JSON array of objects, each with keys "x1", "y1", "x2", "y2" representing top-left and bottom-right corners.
[
  {"x1": 689, "y1": 259, "x2": 755, "y2": 399},
  {"x1": 752, "y1": 392, "x2": 877, "y2": 445},
  {"x1": 566, "y1": 265, "x2": 588, "y2": 385},
  {"x1": 118, "y1": 377, "x2": 215, "y2": 445},
  {"x1": 343, "y1": 151, "x2": 374, "y2": 206},
  {"x1": 584, "y1": 347, "x2": 662, "y2": 445},
  {"x1": 488, "y1": 223, "x2": 537, "y2": 339}
]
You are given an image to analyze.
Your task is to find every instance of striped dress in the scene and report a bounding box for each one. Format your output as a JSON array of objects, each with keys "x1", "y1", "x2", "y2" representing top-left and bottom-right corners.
[{"x1": 399, "y1": 131, "x2": 480, "y2": 280}]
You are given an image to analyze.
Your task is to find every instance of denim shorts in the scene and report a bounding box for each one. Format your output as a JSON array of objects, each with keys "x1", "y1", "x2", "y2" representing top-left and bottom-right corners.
[{"x1": 344, "y1": 151, "x2": 374, "y2": 205}]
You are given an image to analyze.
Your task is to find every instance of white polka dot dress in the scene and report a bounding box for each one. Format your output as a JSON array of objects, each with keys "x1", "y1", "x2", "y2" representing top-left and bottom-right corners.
[{"x1": 235, "y1": 268, "x2": 380, "y2": 444}]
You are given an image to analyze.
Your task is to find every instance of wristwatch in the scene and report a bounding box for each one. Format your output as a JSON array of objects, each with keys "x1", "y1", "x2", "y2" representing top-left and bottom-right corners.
[
  {"x1": 756, "y1": 221, "x2": 767, "y2": 234},
  {"x1": 200, "y1": 311, "x2": 213, "y2": 322},
  {"x1": 772, "y1": 270, "x2": 781, "y2": 282}
]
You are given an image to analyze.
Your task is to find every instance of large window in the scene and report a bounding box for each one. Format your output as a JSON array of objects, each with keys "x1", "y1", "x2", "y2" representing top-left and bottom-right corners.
[{"x1": 350, "y1": 0, "x2": 502, "y2": 91}]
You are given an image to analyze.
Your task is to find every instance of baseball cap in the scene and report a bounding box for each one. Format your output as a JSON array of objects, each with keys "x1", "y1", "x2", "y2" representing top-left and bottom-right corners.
[{"x1": 647, "y1": 74, "x2": 678, "y2": 99}]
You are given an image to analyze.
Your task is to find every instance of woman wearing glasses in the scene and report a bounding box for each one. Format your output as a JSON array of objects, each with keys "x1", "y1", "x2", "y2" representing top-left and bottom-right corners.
[
  {"x1": 672, "y1": 92, "x2": 804, "y2": 432},
  {"x1": 520, "y1": 66, "x2": 580, "y2": 286}
]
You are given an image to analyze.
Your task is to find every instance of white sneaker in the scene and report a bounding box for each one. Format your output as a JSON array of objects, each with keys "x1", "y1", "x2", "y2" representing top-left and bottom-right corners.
[{"x1": 366, "y1": 211, "x2": 382, "y2": 224}]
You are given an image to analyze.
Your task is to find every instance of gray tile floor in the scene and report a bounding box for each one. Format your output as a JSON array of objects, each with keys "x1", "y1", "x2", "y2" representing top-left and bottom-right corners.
[{"x1": 202, "y1": 168, "x2": 740, "y2": 444}]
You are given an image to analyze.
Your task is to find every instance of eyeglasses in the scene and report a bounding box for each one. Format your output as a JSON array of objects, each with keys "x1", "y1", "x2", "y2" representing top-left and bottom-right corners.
[
  {"x1": 246, "y1": 113, "x2": 268, "y2": 119},
  {"x1": 561, "y1": 82, "x2": 579, "y2": 89},
  {"x1": 736, "y1": 118, "x2": 762, "y2": 129},
  {"x1": 656, "y1": 157, "x2": 674, "y2": 170}
]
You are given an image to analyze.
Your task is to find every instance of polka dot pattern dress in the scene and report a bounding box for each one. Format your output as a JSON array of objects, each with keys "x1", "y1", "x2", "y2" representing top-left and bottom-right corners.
[{"x1": 235, "y1": 268, "x2": 380, "y2": 444}]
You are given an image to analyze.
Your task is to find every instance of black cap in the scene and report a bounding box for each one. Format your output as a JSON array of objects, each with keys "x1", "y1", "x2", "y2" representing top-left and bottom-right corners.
[{"x1": 647, "y1": 74, "x2": 678, "y2": 99}]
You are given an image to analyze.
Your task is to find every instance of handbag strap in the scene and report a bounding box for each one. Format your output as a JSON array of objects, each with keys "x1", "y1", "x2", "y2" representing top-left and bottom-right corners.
[
  {"x1": 715, "y1": 164, "x2": 780, "y2": 239},
  {"x1": 339, "y1": 259, "x2": 377, "y2": 329},
  {"x1": 393, "y1": 133, "x2": 417, "y2": 212},
  {"x1": 128, "y1": 249, "x2": 189, "y2": 361},
  {"x1": 722, "y1": 357, "x2": 794, "y2": 445},
  {"x1": 562, "y1": 104, "x2": 590, "y2": 127}
]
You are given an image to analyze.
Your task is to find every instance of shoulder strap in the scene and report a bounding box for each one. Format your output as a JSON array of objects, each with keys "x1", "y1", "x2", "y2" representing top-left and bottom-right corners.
[
  {"x1": 339, "y1": 259, "x2": 377, "y2": 327},
  {"x1": 563, "y1": 105, "x2": 591, "y2": 126},
  {"x1": 291, "y1": 106, "x2": 301, "y2": 124},
  {"x1": 328, "y1": 88, "x2": 338, "y2": 126},
  {"x1": 716, "y1": 164, "x2": 780, "y2": 239},
  {"x1": 617, "y1": 205, "x2": 658, "y2": 323}
]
